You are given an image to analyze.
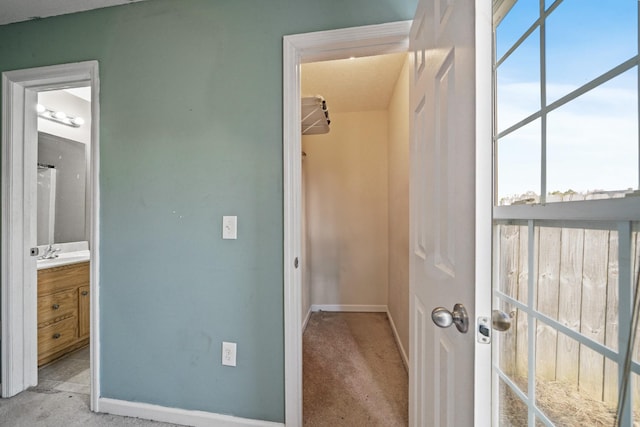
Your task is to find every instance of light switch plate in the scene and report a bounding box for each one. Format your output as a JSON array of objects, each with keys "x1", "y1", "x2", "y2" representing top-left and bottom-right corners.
[
  {"x1": 222, "y1": 216, "x2": 237, "y2": 239},
  {"x1": 222, "y1": 341, "x2": 237, "y2": 367}
]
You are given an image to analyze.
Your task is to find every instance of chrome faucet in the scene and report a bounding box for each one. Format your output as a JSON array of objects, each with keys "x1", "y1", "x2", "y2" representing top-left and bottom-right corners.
[{"x1": 40, "y1": 244, "x2": 61, "y2": 260}]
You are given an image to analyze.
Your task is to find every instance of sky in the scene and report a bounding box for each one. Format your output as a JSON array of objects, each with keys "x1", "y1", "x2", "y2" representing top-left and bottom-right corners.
[{"x1": 495, "y1": 0, "x2": 638, "y2": 201}]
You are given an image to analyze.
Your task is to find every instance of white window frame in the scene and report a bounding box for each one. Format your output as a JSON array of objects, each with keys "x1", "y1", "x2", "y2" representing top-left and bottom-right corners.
[{"x1": 492, "y1": 1, "x2": 640, "y2": 425}]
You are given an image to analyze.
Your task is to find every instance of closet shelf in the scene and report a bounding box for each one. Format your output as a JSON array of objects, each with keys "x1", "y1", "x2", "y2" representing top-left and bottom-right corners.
[{"x1": 302, "y1": 95, "x2": 330, "y2": 135}]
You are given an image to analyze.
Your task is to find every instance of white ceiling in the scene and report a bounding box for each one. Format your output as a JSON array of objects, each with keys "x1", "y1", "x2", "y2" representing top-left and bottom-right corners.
[
  {"x1": 0, "y1": 0, "x2": 148, "y2": 26},
  {"x1": 302, "y1": 53, "x2": 408, "y2": 114}
]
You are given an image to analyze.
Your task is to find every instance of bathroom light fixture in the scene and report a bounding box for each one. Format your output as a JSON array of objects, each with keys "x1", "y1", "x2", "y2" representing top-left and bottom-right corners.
[{"x1": 36, "y1": 103, "x2": 84, "y2": 128}]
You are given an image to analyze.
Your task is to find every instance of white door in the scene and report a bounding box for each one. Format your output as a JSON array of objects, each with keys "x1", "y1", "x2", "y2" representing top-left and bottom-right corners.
[{"x1": 409, "y1": 0, "x2": 491, "y2": 426}]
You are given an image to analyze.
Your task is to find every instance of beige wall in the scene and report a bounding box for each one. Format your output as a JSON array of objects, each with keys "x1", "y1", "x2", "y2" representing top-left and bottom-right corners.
[
  {"x1": 303, "y1": 110, "x2": 389, "y2": 307},
  {"x1": 387, "y1": 57, "x2": 410, "y2": 358}
]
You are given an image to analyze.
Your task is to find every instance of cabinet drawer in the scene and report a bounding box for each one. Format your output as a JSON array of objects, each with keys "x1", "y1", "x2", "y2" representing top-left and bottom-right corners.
[
  {"x1": 38, "y1": 316, "x2": 77, "y2": 357},
  {"x1": 38, "y1": 262, "x2": 89, "y2": 295},
  {"x1": 38, "y1": 289, "x2": 77, "y2": 327}
]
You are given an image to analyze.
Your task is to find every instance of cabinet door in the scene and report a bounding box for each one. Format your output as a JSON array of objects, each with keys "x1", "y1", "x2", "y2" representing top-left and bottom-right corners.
[{"x1": 78, "y1": 285, "x2": 90, "y2": 338}]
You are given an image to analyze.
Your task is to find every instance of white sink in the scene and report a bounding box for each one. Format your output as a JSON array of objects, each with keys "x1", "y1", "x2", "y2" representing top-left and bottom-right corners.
[{"x1": 37, "y1": 248, "x2": 90, "y2": 270}]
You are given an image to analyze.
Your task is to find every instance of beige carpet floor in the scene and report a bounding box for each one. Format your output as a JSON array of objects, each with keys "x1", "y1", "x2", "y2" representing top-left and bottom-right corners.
[{"x1": 303, "y1": 312, "x2": 408, "y2": 426}]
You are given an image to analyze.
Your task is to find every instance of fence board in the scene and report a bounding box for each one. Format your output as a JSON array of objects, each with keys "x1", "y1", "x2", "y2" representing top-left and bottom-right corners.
[
  {"x1": 499, "y1": 225, "x2": 520, "y2": 375},
  {"x1": 579, "y1": 229, "x2": 610, "y2": 400},
  {"x1": 535, "y1": 226, "x2": 562, "y2": 380},
  {"x1": 604, "y1": 230, "x2": 619, "y2": 404},
  {"x1": 555, "y1": 226, "x2": 584, "y2": 385},
  {"x1": 515, "y1": 225, "x2": 529, "y2": 379}
]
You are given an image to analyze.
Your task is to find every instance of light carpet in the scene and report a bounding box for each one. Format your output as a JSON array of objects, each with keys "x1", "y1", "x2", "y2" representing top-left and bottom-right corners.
[{"x1": 303, "y1": 311, "x2": 408, "y2": 426}]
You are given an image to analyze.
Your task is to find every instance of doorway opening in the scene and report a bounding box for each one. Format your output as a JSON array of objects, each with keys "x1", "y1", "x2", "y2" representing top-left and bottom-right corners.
[
  {"x1": 34, "y1": 86, "x2": 92, "y2": 395},
  {"x1": 1, "y1": 61, "x2": 100, "y2": 411},
  {"x1": 300, "y1": 52, "x2": 410, "y2": 424},
  {"x1": 282, "y1": 21, "x2": 412, "y2": 425}
]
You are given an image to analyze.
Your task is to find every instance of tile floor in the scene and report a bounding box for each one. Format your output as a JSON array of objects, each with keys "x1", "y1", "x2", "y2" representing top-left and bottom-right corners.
[{"x1": 32, "y1": 346, "x2": 91, "y2": 395}]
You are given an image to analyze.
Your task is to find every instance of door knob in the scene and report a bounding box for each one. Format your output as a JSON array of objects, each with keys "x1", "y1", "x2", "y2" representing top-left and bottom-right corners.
[
  {"x1": 492, "y1": 309, "x2": 512, "y2": 331},
  {"x1": 431, "y1": 303, "x2": 469, "y2": 333}
]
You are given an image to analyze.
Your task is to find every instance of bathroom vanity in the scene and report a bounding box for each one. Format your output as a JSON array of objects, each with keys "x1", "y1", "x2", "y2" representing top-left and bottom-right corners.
[{"x1": 37, "y1": 259, "x2": 90, "y2": 366}]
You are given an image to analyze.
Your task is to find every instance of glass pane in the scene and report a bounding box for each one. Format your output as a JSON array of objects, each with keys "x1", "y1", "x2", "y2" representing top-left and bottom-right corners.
[
  {"x1": 535, "y1": 226, "x2": 562, "y2": 320},
  {"x1": 528, "y1": 225, "x2": 620, "y2": 424},
  {"x1": 496, "y1": 29, "x2": 541, "y2": 132},
  {"x1": 498, "y1": 377, "x2": 528, "y2": 426},
  {"x1": 536, "y1": 327, "x2": 619, "y2": 426},
  {"x1": 497, "y1": 306, "x2": 529, "y2": 396},
  {"x1": 497, "y1": 224, "x2": 529, "y2": 303},
  {"x1": 547, "y1": 69, "x2": 639, "y2": 197},
  {"x1": 495, "y1": 0, "x2": 540, "y2": 60},
  {"x1": 497, "y1": 119, "x2": 541, "y2": 204},
  {"x1": 546, "y1": 0, "x2": 638, "y2": 104},
  {"x1": 496, "y1": 299, "x2": 522, "y2": 379},
  {"x1": 534, "y1": 226, "x2": 619, "y2": 350}
]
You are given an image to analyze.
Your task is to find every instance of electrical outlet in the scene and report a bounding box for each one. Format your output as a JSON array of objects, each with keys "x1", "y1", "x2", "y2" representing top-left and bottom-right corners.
[{"x1": 222, "y1": 341, "x2": 237, "y2": 367}]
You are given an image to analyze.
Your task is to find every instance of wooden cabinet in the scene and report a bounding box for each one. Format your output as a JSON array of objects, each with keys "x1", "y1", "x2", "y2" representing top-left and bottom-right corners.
[{"x1": 37, "y1": 261, "x2": 90, "y2": 366}]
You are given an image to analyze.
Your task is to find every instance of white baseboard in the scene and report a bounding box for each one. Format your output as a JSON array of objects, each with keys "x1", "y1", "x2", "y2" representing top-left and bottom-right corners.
[
  {"x1": 386, "y1": 310, "x2": 409, "y2": 370},
  {"x1": 98, "y1": 397, "x2": 284, "y2": 427},
  {"x1": 302, "y1": 306, "x2": 312, "y2": 332},
  {"x1": 310, "y1": 304, "x2": 387, "y2": 313}
]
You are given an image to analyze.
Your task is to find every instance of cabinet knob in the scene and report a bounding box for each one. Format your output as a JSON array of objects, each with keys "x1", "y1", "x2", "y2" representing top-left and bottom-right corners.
[
  {"x1": 52, "y1": 333, "x2": 61, "y2": 339},
  {"x1": 81, "y1": 291, "x2": 89, "y2": 296},
  {"x1": 52, "y1": 304, "x2": 60, "y2": 310}
]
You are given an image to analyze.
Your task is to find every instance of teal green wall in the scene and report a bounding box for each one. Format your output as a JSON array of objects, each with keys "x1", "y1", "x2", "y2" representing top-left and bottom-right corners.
[{"x1": 0, "y1": 0, "x2": 416, "y2": 421}]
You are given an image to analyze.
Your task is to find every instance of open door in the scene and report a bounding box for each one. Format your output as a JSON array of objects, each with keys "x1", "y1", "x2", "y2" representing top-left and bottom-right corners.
[{"x1": 408, "y1": 0, "x2": 491, "y2": 425}]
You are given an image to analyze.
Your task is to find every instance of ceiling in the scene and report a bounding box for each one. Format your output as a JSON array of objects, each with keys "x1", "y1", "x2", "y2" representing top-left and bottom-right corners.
[
  {"x1": 301, "y1": 52, "x2": 408, "y2": 114},
  {"x1": 0, "y1": 0, "x2": 148, "y2": 26}
]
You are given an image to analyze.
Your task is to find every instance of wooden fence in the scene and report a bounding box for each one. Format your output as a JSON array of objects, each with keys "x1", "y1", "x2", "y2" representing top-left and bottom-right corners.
[{"x1": 497, "y1": 193, "x2": 640, "y2": 409}]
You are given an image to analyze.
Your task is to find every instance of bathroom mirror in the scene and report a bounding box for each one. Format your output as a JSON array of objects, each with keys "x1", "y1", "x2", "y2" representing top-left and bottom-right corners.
[
  {"x1": 37, "y1": 132, "x2": 88, "y2": 245},
  {"x1": 36, "y1": 86, "x2": 91, "y2": 246}
]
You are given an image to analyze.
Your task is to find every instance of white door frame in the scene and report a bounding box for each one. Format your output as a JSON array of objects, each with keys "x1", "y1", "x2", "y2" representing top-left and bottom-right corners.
[
  {"x1": 1, "y1": 61, "x2": 101, "y2": 411},
  {"x1": 283, "y1": 21, "x2": 411, "y2": 426},
  {"x1": 474, "y1": 2, "x2": 493, "y2": 425}
]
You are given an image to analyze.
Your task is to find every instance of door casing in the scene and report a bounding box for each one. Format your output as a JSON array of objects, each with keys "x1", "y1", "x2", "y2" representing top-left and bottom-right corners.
[{"x1": 1, "y1": 61, "x2": 101, "y2": 411}]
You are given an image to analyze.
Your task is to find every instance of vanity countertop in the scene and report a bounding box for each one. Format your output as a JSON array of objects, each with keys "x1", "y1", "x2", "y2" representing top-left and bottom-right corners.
[
  {"x1": 37, "y1": 250, "x2": 90, "y2": 270},
  {"x1": 37, "y1": 241, "x2": 90, "y2": 270}
]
